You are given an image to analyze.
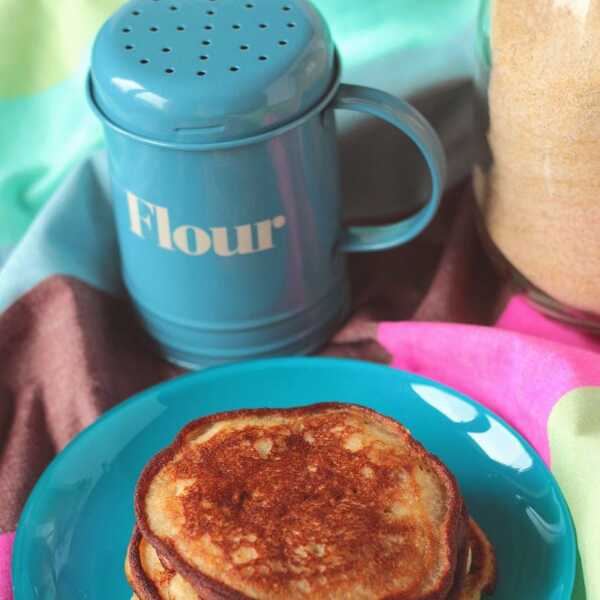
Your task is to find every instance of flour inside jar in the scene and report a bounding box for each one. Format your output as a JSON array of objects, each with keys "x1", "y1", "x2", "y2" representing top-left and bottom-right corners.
[{"x1": 476, "y1": 0, "x2": 600, "y2": 315}]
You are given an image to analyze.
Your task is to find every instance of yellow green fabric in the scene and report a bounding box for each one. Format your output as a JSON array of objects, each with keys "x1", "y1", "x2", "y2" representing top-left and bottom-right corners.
[
  {"x1": 0, "y1": 0, "x2": 122, "y2": 98},
  {"x1": 549, "y1": 388, "x2": 600, "y2": 600}
]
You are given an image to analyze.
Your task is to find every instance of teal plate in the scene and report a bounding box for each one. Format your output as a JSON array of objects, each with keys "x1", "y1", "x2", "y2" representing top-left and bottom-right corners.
[{"x1": 13, "y1": 358, "x2": 576, "y2": 599}]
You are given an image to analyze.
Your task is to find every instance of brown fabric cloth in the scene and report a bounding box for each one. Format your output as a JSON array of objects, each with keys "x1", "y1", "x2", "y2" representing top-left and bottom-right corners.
[{"x1": 0, "y1": 181, "x2": 508, "y2": 532}]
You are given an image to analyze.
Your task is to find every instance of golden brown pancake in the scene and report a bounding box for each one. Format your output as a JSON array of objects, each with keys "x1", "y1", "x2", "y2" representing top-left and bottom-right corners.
[
  {"x1": 125, "y1": 518, "x2": 496, "y2": 600},
  {"x1": 135, "y1": 403, "x2": 469, "y2": 600}
]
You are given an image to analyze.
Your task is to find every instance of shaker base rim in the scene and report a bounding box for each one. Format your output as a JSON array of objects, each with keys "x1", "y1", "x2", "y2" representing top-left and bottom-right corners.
[
  {"x1": 158, "y1": 300, "x2": 350, "y2": 370},
  {"x1": 132, "y1": 282, "x2": 352, "y2": 370}
]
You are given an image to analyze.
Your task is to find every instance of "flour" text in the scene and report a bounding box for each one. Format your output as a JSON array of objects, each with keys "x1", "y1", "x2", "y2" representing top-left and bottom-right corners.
[{"x1": 127, "y1": 192, "x2": 287, "y2": 257}]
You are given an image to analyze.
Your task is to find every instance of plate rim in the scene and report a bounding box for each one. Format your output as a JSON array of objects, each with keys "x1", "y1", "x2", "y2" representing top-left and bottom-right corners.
[{"x1": 12, "y1": 356, "x2": 577, "y2": 598}]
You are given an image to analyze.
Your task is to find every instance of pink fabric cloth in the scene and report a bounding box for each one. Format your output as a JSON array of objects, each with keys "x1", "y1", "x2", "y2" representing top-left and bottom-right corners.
[
  {"x1": 0, "y1": 533, "x2": 14, "y2": 600},
  {"x1": 498, "y1": 295, "x2": 600, "y2": 353}
]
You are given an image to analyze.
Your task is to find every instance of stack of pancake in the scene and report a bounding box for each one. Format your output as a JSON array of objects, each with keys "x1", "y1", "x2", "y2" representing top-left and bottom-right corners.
[{"x1": 127, "y1": 403, "x2": 496, "y2": 599}]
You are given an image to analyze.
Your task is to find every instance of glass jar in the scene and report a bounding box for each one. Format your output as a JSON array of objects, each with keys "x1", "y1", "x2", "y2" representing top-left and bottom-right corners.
[{"x1": 474, "y1": 0, "x2": 600, "y2": 328}]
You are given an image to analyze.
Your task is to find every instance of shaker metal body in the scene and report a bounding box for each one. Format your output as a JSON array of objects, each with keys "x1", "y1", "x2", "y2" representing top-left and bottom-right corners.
[{"x1": 97, "y1": 84, "x2": 347, "y2": 366}]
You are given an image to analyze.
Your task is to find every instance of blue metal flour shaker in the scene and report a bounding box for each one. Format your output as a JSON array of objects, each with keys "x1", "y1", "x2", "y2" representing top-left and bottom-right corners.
[{"x1": 87, "y1": 0, "x2": 446, "y2": 369}]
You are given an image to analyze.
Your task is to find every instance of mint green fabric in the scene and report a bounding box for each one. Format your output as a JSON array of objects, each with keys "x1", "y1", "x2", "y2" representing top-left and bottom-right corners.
[
  {"x1": 549, "y1": 388, "x2": 600, "y2": 600},
  {"x1": 0, "y1": 67, "x2": 103, "y2": 248},
  {"x1": 318, "y1": 0, "x2": 478, "y2": 67},
  {"x1": 0, "y1": 0, "x2": 479, "y2": 250}
]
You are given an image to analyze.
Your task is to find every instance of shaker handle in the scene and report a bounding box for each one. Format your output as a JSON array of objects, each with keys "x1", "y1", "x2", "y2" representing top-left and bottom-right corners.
[{"x1": 332, "y1": 84, "x2": 447, "y2": 253}]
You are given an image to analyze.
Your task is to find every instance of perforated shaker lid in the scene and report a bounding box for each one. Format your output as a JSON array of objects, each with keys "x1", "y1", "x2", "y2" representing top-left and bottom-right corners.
[{"x1": 90, "y1": 0, "x2": 336, "y2": 145}]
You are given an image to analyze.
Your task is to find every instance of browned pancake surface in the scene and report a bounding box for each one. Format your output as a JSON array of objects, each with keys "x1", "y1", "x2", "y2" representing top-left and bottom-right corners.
[
  {"x1": 126, "y1": 527, "x2": 200, "y2": 600},
  {"x1": 458, "y1": 518, "x2": 497, "y2": 599},
  {"x1": 135, "y1": 404, "x2": 466, "y2": 600}
]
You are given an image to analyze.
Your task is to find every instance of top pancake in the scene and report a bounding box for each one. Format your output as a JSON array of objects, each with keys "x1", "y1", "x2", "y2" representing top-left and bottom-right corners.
[{"x1": 135, "y1": 403, "x2": 466, "y2": 600}]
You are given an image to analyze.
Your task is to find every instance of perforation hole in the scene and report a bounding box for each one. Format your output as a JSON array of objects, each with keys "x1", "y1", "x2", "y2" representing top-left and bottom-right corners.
[
  {"x1": 162, "y1": 47, "x2": 172, "y2": 53},
  {"x1": 205, "y1": 24, "x2": 213, "y2": 30},
  {"x1": 287, "y1": 22, "x2": 296, "y2": 28},
  {"x1": 149, "y1": 26, "x2": 159, "y2": 32},
  {"x1": 176, "y1": 25, "x2": 185, "y2": 31},
  {"x1": 197, "y1": 70, "x2": 207, "y2": 77},
  {"x1": 232, "y1": 24, "x2": 241, "y2": 30},
  {"x1": 245, "y1": 3, "x2": 255, "y2": 7},
  {"x1": 283, "y1": 5, "x2": 291, "y2": 10},
  {"x1": 207, "y1": 9, "x2": 215, "y2": 15},
  {"x1": 202, "y1": 40, "x2": 211, "y2": 46},
  {"x1": 199, "y1": 54, "x2": 209, "y2": 60},
  {"x1": 132, "y1": 10, "x2": 141, "y2": 16},
  {"x1": 125, "y1": 44, "x2": 134, "y2": 50},
  {"x1": 165, "y1": 68, "x2": 175, "y2": 74},
  {"x1": 278, "y1": 40, "x2": 287, "y2": 46},
  {"x1": 140, "y1": 58, "x2": 150, "y2": 64},
  {"x1": 240, "y1": 44, "x2": 249, "y2": 51},
  {"x1": 230, "y1": 66, "x2": 240, "y2": 72},
  {"x1": 259, "y1": 23, "x2": 268, "y2": 29},
  {"x1": 169, "y1": 5, "x2": 178, "y2": 10},
  {"x1": 122, "y1": 27, "x2": 131, "y2": 33},
  {"x1": 258, "y1": 55, "x2": 268, "y2": 61}
]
